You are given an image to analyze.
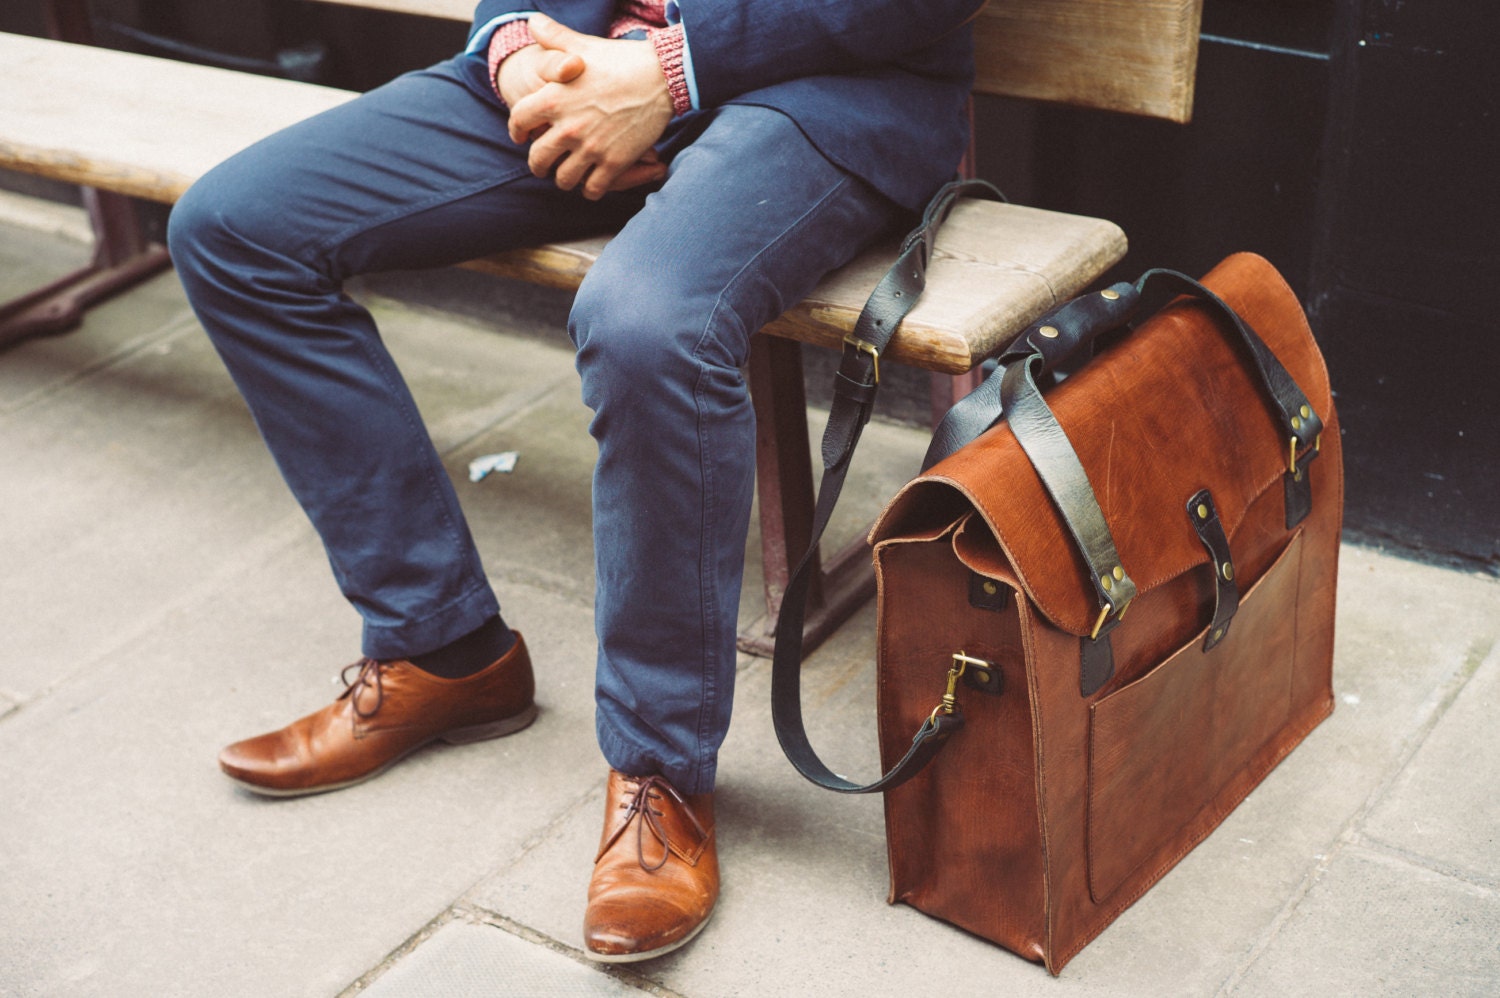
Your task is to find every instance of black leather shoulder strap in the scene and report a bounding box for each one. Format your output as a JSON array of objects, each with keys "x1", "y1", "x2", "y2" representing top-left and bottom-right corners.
[{"x1": 770, "y1": 179, "x2": 1003, "y2": 794}]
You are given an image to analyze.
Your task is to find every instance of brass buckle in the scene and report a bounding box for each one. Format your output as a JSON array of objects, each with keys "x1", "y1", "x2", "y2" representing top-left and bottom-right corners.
[
  {"x1": 1288, "y1": 433, "x2": 1323, "y2": 475},
  {"x1": 1090, "y1": 598, "x2": 1132, "y2": 641},
  {"x1": 842, "y1": 333, "x2": 881, "y2": 385},
  {"x1": 928, "y1": 652, "x2": 992, "y2": 723}
]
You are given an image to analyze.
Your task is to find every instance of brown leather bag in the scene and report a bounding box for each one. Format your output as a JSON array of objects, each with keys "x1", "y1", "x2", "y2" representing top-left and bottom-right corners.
[{"x1": 772, "y1": 232, "x2": 1342, "y2": 973}]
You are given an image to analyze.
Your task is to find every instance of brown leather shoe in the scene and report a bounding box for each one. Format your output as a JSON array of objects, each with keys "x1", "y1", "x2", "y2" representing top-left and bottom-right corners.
[
  {"x1": 583, "y1": 770, "x2": 718, "y2": 963},
  {"x1": 218, "y1": 633, "x2": 537, "y2": 797}
]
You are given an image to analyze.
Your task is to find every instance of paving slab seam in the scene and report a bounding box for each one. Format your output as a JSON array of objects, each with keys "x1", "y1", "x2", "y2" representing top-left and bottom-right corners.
[
  {"x1": 0, "y1": 308, "x2": 203, "y2": 417},
  {"x1": 463, "y1": 779, "x2": 606, "y2": 897},
  {"x1": 485, "y1": 563, "x2": 597, "y2": 610},
  {"x1": 0, "y1": 189, "x2": 94, "y2": 244},
  {"x1": 1213, "y1": 632, "x2": 1498, "y2": 996},
  {"x1": 336, "y1": 903, "x2": 469, "y2": 996},
  {"x1": 1344, "y1": 531, "x2": 1500, "y2": 579},
  {"x1": 1, "y1": 512, "x2": 314, "y2": 719},
  {"x1": 467, "y1": 909, "x2": 685, "y2": 997},
  {"x1": 426, "y1": 375, "x2": 580, "y2": 464},
  {"x1": 1351, "y1": 832, "x2": 1500, "y2": 893}
]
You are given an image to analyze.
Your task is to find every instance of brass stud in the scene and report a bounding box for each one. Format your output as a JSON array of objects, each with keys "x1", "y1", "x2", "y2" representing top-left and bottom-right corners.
[
  {"x1": 1212, "y1": 628, "x2": 1224, "y2": 642},
  {"x1": 982, "y1": 580, "x2": 998, "y2": 596},
  {"x1": 1197, "y1": 503, "x2": 1210, "y2": 520},
  {"x1": 1039, "y1": 325, "x2": 1060, "y2": 339},
  {"x1": 1300, "y1": 404, "x2": 1311, "y2": 419},
  {"x1": 1101, "y1": 575, "x2": 1113, "y2": 592},
  {"x1": 1222, "y1": 562, "x2": 1235, "y2": 581},
  {"x1": 1292, "y1": 416, "x2": 1302, "y2": 430},
  {"x1": 973, "y1": 669, "x2": 990, "y2": 684},
  {"x1": 1113, "y1": 566, "x2": 1125, "y2": 581},
  {"x1": 1101, "y1": 288, "x2": 1121, "y2": 300}
]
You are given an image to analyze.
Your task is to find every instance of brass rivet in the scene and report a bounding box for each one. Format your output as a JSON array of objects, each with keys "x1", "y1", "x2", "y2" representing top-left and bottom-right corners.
[
  {"x1": 1113, "y1": 566, "x2": 1125, "y2": 581},
  {"x1": 1197, "y1": 503, "x2": 1210, "y2": 520},
  {"x1": 1212, "y1": 628, "x2": 1224, "y2": 642},
  {"x1": 1101, "y1": 575, "x2": 1113, "y2": 592},
  {"x1": 1222, "y1": 562, "x2": 1235, "y2": 581},
  {"x1": 982, "y1": 580, "x2": 998, "y2": 596},
  {"x1": 1300, "y1": 404, "x2": 1311, "y2": 419},
  {"x1": 974, "y1": 670, "x2": 990, "y2": 684},
  {"x1": 1039, "y1": 325, "x2": 1060, "y2": 339},
  {"x1": 1292, "y1": 416, "x2": 1302, "y2": 430},
  {"x1": 1101, "y1": 288, "x2": 1121, "y2": 300}
]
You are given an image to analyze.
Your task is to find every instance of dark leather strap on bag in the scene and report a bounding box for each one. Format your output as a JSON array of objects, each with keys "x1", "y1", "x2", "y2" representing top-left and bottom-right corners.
[
  {"x1": 928, "y1": 269, "x2": 1326, "y2": 694},
  {"x1": 771, "y1": 178, "x2": 1000, "y2": 794}
]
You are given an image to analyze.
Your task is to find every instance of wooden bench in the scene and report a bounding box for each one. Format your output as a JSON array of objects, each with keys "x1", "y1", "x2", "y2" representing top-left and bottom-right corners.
[{"x1": 0, "y1": 0, "x2": 1202, "y2": 654}]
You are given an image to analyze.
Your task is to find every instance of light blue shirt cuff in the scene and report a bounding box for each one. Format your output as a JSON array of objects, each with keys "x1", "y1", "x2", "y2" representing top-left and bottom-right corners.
[
  {"x1": 465, "y1": 12, "x2": 539, "y2": 54},
  {"x1": 664, "y1": 0, "x2": 700, "y2": 111}
]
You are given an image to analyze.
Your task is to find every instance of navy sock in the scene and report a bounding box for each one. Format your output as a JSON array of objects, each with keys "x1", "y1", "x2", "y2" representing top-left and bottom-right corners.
[{"x1": 408, "y1": 616, "x2": 517, "y2": 679}]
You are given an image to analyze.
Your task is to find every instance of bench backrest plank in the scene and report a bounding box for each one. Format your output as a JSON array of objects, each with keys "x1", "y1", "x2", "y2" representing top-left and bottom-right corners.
[
  {"x1": 975, "y1": 0, "x2": 1202, "y2": 122},
  {"x1": 308, "y1": 0, "x2": 1202, "y2": 122}
]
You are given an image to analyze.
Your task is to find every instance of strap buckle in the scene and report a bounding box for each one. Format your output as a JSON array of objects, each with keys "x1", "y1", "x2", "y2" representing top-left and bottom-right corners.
[
  {"x1": 1288, "y1": 432, "x2": 1323, "y2": 475},
  {"x1": 841, "y1": 333, "x2": 881, "y2": 386},
  {"x1": 929, "y1": 652, "x2": 993, "y2": 723},
  {"x1": 1090, "y1": 596, "x2": 1133, "y2": 641}
]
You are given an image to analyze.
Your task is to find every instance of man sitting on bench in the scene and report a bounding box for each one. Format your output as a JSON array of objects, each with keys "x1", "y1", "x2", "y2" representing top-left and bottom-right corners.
[{"x1": 167, "y1": 0, "x2": 980, "y2": 963}]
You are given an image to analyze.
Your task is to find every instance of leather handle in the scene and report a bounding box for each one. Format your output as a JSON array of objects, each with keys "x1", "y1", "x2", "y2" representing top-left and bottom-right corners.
[
  {"x1": 924, "y1": 270, "x2": 1325, "y2": 472},
  {"x1": 924, "y1": 283, "x2": 1139, "y2": 469}
]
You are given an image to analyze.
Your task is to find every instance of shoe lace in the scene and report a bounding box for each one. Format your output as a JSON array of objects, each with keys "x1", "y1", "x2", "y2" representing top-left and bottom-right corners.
[
  {"x1": 337, "y1": 658, "x2": 388, "y2": 719},
  {"x1": 620, "y1": 775, "x2": 708, "y2": 872}
]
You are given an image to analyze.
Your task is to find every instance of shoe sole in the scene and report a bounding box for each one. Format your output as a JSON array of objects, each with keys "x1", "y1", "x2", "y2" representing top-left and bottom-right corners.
[
  {"x1": 224, "y1": 702, "x2": 540, "y2": 799},
  {"x1": 582, "y1": 908, "x2": 714, "y2": 965}
]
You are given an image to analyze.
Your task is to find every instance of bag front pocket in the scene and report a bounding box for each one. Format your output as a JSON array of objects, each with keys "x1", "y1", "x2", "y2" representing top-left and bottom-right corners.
[{"x1": 1086, "y1": 531, "x2": 1305, "y2": 903}]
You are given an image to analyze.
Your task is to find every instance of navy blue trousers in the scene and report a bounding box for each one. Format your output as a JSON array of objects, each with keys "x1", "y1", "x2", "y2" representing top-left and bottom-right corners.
[{"x1": 167, "y1": 51, "x2": 901, "y2": 793}]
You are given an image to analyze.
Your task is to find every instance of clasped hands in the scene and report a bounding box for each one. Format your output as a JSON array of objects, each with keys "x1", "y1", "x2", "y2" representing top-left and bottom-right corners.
[{"x1": 499, "y1": 13, "x2": 674, "y2": 201}]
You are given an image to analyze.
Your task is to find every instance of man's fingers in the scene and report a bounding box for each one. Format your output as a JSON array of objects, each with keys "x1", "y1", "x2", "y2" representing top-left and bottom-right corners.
[
  {"x1": 602, "y1": 159, "x2": 669, "y2": 196},
  {"x1": 528, "y1": 13, "x2": 584, "y2": 53},
  {"x1": 524, "y1": 126, "x2": 570, "y2": 179},
  {"x1": 538, "y1": 50, "x2": 586, "y2": 85},
  {"x1": 508, "y1": 91, "x2": 549, "y2": 145}
]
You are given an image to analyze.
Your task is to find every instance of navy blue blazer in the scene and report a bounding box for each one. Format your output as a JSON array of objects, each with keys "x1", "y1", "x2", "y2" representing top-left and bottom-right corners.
[{"x1": 468, "y1": 1, "x2": 982, "y2": 210}]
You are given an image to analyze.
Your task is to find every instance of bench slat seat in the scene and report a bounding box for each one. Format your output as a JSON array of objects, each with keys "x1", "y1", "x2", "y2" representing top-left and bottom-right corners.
[{"x1": 0, "y1": 32, "x2": 1126, "y2": 375}]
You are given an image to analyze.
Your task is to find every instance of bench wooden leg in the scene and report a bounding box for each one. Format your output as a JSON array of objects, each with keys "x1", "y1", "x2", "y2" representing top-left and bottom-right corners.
[
  {"x1": 738, "y1": 334, "x2": 877, "y2": 658},
  {"x1": 0, "y1": 0, "x2": 173, "y2": 350},
  {"x1": 0, "y1": 187, "x2": 170, "y2": 350}
]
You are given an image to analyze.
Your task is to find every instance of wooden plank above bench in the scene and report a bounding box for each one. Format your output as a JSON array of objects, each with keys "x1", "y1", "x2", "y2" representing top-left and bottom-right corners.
[{"x1": 0, "y1": 30, "x2": 1126, "y2": 374}]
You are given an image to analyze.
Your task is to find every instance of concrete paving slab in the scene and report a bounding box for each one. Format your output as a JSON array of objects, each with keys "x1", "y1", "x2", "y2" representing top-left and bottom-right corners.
[
  {"x1": 359, "y1": 921, "x2": 649, "y2": 997},
  {"x1": 0, "y1": 279, "x2": 577, "y2": 700},
  {"x1": 1362, "y1": 634, "x2": 1500, "y2": 886},
  {"x1": 0, "y1": 196, "x2": 90, "y2": 301},
  {"x1": 1231, "y1": 845, "x2": 1500, "y2": 997},
  {"x1": 454, "y1": 385, "x2": 601, "y2": 607},
  {"x1": 364, "y1": 290, "x2": 579, "y2": 457},
  {"x1": 0, "y1": 315, "x2": 302, "y2": 698},
  {"x1": 0, "y1": 537, "x2": 604, "y2": 997},
  {"x1": 0, "y1": 268, "x2": 194, "y2": 418}
]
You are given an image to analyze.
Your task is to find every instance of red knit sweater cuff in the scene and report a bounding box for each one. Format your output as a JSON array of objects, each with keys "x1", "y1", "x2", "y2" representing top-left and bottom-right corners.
[
  {"x1": 649, "y1": 24, "x2": 692, "y2": 117},
  {"x1": 487, "y1": 19, "x2": 537, "y2": 103}
]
